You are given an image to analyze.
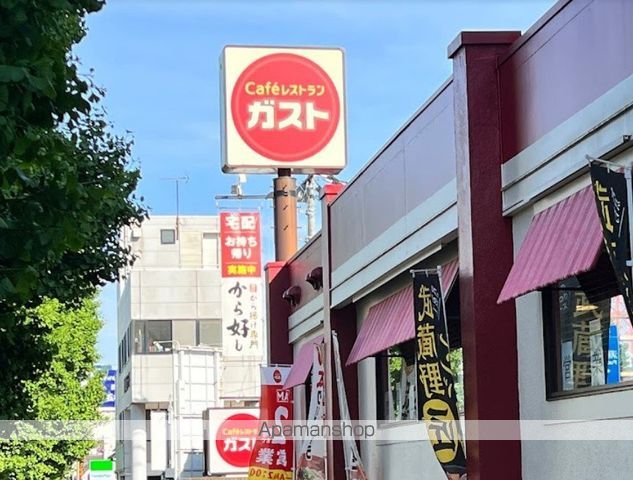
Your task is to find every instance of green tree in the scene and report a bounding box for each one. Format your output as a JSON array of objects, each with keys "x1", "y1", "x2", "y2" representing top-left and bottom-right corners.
[
  {"x1": 0, "y1": 0, "x2": 146, "y2": 416},
  {"x1": 0, "y1": 298, "x2": 105, "y2": 479},
  {"x1": 448, "y1": 348, "x2": 464, "y2": 415},
  {"x1": 0, "y1": 0, "x2": 146, "y2": 312}
]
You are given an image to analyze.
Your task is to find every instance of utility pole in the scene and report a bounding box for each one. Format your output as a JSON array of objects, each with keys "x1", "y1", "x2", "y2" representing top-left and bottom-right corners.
[
  {"x1": 299, "y1": 174, "x2": 340, "y2": 244},
  {"x1": 273, "y1": 169, "x2": 298, "y2": 261},
  {"x1": 305, "y1": 175, "x2": 317, "y2": 240}
]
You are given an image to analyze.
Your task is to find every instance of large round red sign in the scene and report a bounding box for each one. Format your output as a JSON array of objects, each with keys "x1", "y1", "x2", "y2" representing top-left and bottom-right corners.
[
  {"x1": 215, "y1": 413, "x2": 259, "y2": 468},
  {"x1": 231, "y1": 53, "x2": 340, "y2": 162}
]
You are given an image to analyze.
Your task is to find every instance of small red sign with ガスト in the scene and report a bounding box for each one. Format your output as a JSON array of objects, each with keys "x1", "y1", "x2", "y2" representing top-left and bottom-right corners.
[{"x1": 215, "y1": 412, "x2": 259, "y2": 468}]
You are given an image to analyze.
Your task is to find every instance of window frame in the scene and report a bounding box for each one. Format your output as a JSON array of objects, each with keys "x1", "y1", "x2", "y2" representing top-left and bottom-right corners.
[
  {"x1": 375, "y1": 341, "x2": 418, "y2": 423},
  {"x1": 133, "y1": 320, "x2": 146, "y2": 354},
  {"x1": 160, "y1": 229, "x2": 176, "y2": 245},
  {"x1": 145, "y1": 320, "x2": 173, "y2": 353},
  {"x1": 372, "y1": 276, "x2": 463, "y2": 422},
  {"x1": 542, "y1": 285, "x2": 633, "y2": 401},
  {"x1": 197, "y1": 319, "x2": 222, "y2": 347},
  {"x1": 172, "y1": 319, "x2": 197, "y2": 348},
  {"x1": 133, "y1": 320, "x2": 174, "y2": 354}
]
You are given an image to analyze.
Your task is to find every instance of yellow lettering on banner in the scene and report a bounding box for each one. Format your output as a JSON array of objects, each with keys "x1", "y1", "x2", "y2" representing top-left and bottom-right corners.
[
  {"x1": 418, "y1": 285, "x2": 434, "y2": 320},
  {"x1": 416, "y1": 324, "x2": 436, "y2": 360},
  {"x1": 594, "y1": 180, "x2": 614, "y2": 233},
  {"x1": 247, "y1": 467, "x2": 293, "y2": 480},
  {"x1": 422, "y1": 398, "x2": 460, "y2": 464},
  {"x1": 418, "y1": 362, "x2": 446, "y2": 397}
]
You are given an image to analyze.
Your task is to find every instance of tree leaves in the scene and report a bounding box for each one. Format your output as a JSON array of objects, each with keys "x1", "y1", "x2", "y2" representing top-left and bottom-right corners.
[
  {"x1": 0, "y1": 0, "x2": 148, "y2": 315},
  {"x1": 0, "y1": 298, "x2": 104, "y2": 479},
  {"x1": 0, "y1": 65, "x2": 26, "y2": 82},
  {"x1": 0, "y1": 1, "x2": 147, "y2": 462}
]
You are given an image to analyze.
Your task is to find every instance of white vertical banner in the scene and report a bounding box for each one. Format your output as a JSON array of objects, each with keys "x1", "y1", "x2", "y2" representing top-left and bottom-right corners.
[
  {"x1": 296, "y1": 343, "x2": 327, "y2": 479},
  {"x1": 221, "y1": 277, "x2": 264, "y2": 357},
  {"x1": 333, "y1": 331, "x2": 368, "y2": 480}
]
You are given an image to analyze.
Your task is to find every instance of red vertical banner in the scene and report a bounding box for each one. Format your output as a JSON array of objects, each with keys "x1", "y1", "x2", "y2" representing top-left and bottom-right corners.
[
  {"x1": 248, "y1": 366, "x2": 294, "y2": 480},
  {"x1": 220, "y1": 211, "x2": 262, "y2": 278}
]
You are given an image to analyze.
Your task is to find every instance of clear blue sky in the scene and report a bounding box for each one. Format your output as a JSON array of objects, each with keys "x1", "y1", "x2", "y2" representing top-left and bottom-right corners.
[{"x1": 77, "y1": 0, "x2": 554, "y2": 366}]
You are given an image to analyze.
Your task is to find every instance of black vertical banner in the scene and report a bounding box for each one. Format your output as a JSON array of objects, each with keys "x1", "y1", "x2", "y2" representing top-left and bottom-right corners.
[
  {"x1": 413, "y1": 271, "x2": 467, "y2": 479},
  {"x1": 590, "y1": 161, "x2": 633, "y2": 324}
]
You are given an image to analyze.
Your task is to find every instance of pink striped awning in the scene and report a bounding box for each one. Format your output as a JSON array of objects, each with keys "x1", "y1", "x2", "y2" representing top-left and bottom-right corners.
[
  {"x1": 498, "y1": 186, "x2": 603, "y2": 303},
  {"x1": 346, "y1": 285, "x2": 414, "y2": 365},
  {"x1": 346, "y1": 258, "x2": 461, "y2": 366},
  {"x1": 441, "y1": 257, "x2": 459, "y2": 297},
  {"x1": 283, "y1": 335, "x2": 324, "y2": 389}
]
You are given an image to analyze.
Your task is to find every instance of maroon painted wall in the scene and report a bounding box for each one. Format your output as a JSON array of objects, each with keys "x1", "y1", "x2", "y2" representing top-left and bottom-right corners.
[
  {"x1": 286, "y1": 233, "x2": 323, "y2": 313},
  {"x1": 451, "y1": 31, "x2": 522, "y2": 480},
  {"x1": 499, "y1": 0, "x2": 633, "y2": 160},
  {"x1": 329, "y1": 80, "x2": 456, "y2": 271},
  {"x1": 330, "y1": 304, "x2": 359, "y2": 479},
  {"x1": 265, "y1": 261, "x2": 293, "y2": 364}
]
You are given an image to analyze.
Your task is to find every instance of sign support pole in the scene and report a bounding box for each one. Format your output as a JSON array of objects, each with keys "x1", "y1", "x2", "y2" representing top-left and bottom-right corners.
[{"x1": 273, "y1": 168, "x2": 298, "y2": 261}]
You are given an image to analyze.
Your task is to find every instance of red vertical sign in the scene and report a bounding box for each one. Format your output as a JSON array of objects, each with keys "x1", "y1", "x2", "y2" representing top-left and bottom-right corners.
[
  {"x1": 248, "y1": 366, "x2": 294, "y2": 480},
  {"x1": 220, "y1": 211, "x2": 262, "y2": 278}
]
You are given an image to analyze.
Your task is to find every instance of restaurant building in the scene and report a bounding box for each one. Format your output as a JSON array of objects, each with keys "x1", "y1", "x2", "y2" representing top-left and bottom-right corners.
[{"x1": 265, "y1": 0, "x2": 633, "y2": 478}]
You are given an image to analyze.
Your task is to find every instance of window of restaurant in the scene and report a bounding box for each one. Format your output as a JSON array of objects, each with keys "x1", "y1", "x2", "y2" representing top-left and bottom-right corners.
[
  {"x1": 376, "y1": 340, "x2": 417, "y2": 421},
  {"x1": 375, "y1": 281, "x2": 464, "y2": 421},
  {"x1": 543, "y1": 253, "x2": 633, "y2": 397}
]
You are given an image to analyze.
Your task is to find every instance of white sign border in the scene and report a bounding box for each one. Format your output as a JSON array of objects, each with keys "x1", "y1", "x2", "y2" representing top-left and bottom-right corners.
[{"x1": 220, "y1": 45, "x2": 347, "y2": 174}]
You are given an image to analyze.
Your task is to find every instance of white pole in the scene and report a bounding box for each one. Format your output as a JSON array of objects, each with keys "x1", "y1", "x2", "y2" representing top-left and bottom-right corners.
[
  {"x1": 306, "y1": 175, "x2": 317, "y2": 241},
  {"x1": 625, "y1": 168, "x2": 633, "y2": 277},
  {"x1": 130, "y1": 404, "x2": 147, "y2": 480},
  {"x1": 170, "y1": 351, "x2": 177, "y2": 474},
  {"x1": 176, "y1": 349, "x2": 184, "y2": 480}
]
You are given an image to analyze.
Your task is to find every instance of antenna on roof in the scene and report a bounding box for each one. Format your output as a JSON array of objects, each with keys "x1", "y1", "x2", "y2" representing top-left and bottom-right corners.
[{"x1": 161, "y1": 176, "x2": 189, "y2": 239}]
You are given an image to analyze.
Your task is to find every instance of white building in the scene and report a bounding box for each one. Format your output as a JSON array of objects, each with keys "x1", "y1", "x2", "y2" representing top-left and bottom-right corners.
[{"x1": 115, "y1": 216, "x2": 260, "y2": 480}]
